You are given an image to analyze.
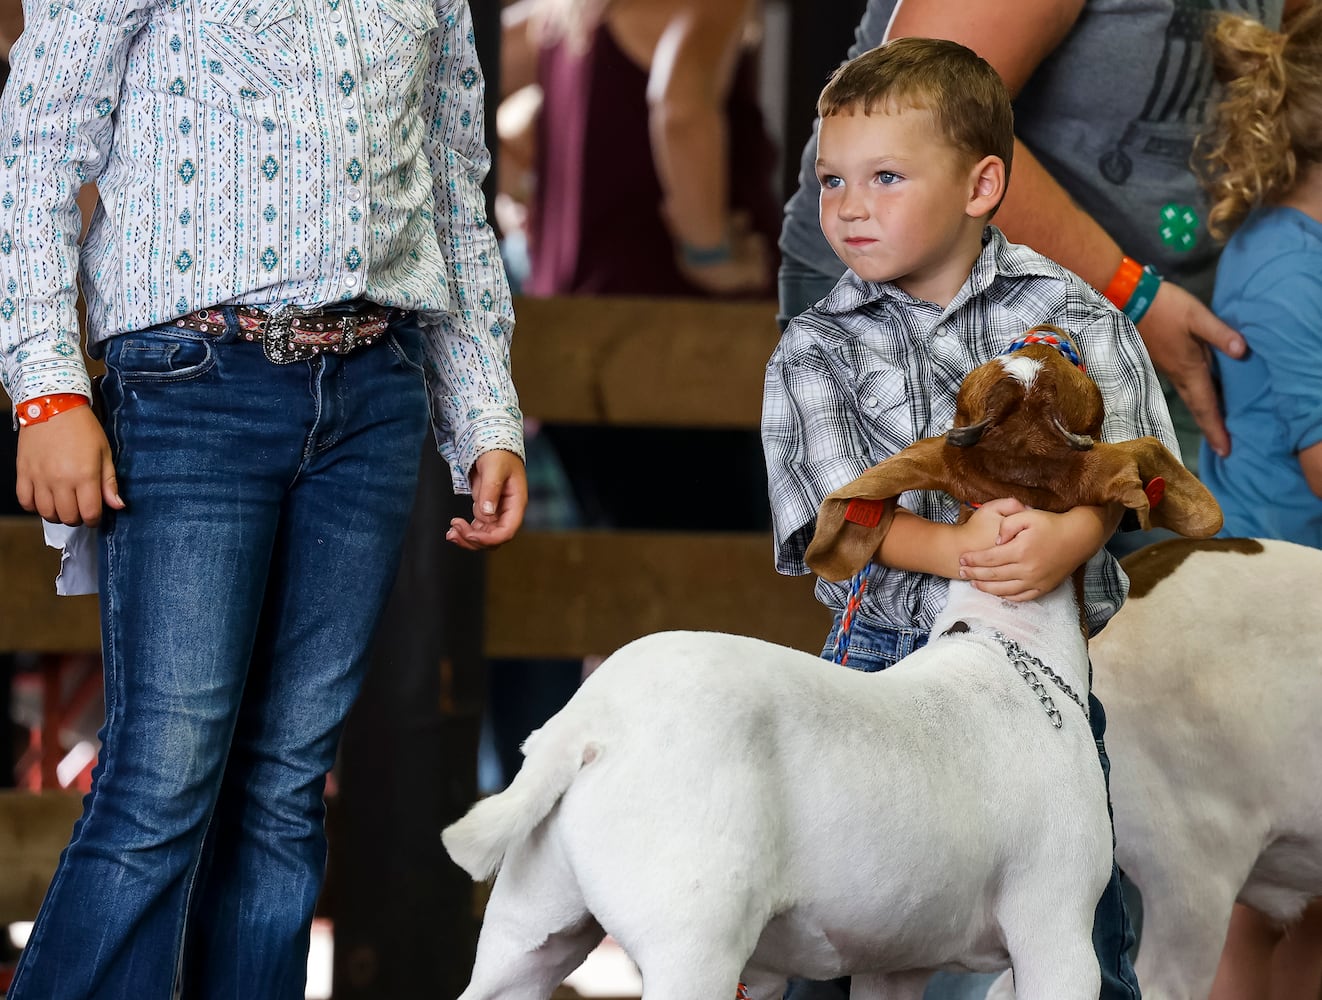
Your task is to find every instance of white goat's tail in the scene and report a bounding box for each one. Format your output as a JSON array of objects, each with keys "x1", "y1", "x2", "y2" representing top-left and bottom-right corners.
[{"x1": 442, "y1": 719, "x2": 601, "y2": 881}]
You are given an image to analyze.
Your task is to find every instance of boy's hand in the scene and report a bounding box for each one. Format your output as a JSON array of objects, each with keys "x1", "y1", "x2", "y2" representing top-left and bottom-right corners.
[
  {"x1": 958, "y1": 504, "x2": 1111, "y2": 601},
  {"x1": 446, "y1": 449, "x2": 528, "y2": 550},
  {"x1": 16, "y1": 406, "x2": 123, "y2": 526},
  {"x1": 953, "y1": 497, "x2": 1027, "y2": 555}
]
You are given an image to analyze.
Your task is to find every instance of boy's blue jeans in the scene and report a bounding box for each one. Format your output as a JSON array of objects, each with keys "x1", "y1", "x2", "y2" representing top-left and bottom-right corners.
[
  {"x1": 8, "y1": 311, "x2": 430, "y2": 1000},
  {"x1": 780, "y1": 617, "x2": 1141, "y2": 1000}
]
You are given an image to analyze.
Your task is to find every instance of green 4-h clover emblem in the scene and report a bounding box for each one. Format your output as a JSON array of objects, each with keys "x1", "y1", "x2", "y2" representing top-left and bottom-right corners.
[{"x1": 1159, "y1": 203, "x2": 1200, "y2": 252}]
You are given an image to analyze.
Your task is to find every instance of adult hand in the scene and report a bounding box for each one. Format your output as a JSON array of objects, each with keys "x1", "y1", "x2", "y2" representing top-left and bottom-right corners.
[
  {"x1": 1136, "y1": 278, "x2": 1246, "y2": 459},
  {"x1": 16, "y1": 404, "x2": 123, "y2": 526},
  {"x1": 447, "y1": 448, "x2": 528, "y2": 550}
]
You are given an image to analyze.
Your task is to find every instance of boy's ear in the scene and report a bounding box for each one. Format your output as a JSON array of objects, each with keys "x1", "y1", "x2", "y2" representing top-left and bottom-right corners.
[{"x1": 967, "y1": 155, "x2": 1006, "y2": 219}]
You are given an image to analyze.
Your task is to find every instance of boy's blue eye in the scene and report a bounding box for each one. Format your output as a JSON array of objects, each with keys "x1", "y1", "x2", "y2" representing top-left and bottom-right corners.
[
  {"x1": 876, "y1": 171, "x2": 900, "y2": 185},
  {"x1": 820, "y1": 175, "x2": 843, "y2": 189}
]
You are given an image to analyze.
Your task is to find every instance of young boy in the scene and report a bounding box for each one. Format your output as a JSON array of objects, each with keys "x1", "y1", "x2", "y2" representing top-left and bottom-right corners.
[{"x1": 762, "y1": 37, "x2": 1175, "y2": 999}]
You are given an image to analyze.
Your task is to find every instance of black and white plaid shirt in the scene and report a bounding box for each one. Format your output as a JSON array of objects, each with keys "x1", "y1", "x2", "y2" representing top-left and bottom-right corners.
[{"x1": 762, "y1": 227, "x2": 1178, "y2": 636}]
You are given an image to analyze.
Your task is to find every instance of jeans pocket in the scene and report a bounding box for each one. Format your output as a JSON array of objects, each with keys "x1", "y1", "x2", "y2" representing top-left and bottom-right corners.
[
  {"x1": 108, "y1": 329, "x2": 216, "y2": 383},
  {"x1": 386, "y1": 323, "x2": 426, "y2": 377}
]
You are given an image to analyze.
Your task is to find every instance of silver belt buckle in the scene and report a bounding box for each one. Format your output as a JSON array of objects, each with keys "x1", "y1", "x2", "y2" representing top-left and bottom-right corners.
[{"x1": 262, "y1": 303, "x2": 321, "y2": 365}]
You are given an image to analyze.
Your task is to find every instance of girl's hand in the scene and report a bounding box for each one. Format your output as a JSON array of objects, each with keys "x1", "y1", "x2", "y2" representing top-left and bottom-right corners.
[{"x1": 447, "y1": 449, "x2": 528, "y2": 550}]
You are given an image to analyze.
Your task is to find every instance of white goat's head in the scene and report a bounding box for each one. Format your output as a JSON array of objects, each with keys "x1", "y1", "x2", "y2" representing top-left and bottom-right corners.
[{"x1": 805, "y1": 325, "x2": 1224, "y2": 582}]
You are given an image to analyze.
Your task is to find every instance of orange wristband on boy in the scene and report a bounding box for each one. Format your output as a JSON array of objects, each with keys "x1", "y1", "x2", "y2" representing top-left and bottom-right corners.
[{"x1": 16, "y1": 393, "x2": 91, "y2": 427}]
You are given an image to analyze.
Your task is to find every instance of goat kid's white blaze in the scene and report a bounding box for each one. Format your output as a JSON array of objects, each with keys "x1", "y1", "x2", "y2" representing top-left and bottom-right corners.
[{"x1": 997, "y1": 354, "x2": 1042, "y2": 387}]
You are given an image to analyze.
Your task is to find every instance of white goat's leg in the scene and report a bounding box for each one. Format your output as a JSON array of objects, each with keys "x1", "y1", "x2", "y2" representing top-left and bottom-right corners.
[
  {"x1": 999, "y1": 917, "x2": 1099, "y2": 1000},
  {"x1": 458, "y1": 831, "x2": 604, "y2": 1000},
  {"x1": 739, "y1": 966, "x2": 788, "y2": 1000},
  {"x1": 849, "y1": 970, "x2": 931, "y2": 1000},
  {"x1": 626, "y1": 903, "x2": 766, "y2": 1000},
  {"x1": 1130, "y1": 877, "x2": 1242, "y2": 1000},
  {"x1": 629, "y1": 948, "x2": 749, "y2": 1000},
  {"x1": 459, "y1": 910, "x2": 603, "y2": 1000}
]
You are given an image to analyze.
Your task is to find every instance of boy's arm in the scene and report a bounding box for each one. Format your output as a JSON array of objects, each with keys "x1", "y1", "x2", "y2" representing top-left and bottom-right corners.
[
  {"x1": 876, "y1": 501, "x2": 1022, "y2": 579},
  {"x1": 763, "y1": 335, "x2": 873, "y2": 575}
]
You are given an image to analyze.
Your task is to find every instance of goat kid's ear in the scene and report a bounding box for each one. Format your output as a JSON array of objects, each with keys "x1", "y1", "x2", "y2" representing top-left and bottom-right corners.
[
  {"x1": 1091, "y1": 437, "x2": 1223, "y2": 538},
  {"x1": 806, "y1": 438, "x2": 951, "y2": 582}
]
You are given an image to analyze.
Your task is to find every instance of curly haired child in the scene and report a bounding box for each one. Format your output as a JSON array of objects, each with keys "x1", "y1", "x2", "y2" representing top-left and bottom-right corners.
[{"x1": 1196, "y1": 7, "x2": 1322, "y2": 998}]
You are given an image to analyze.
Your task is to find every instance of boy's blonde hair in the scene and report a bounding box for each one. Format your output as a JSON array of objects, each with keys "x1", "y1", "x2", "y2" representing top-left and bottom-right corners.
[
  {"x1": 817, "y1": 36, "x2": 1015, "y2": 181},
  {"x1": 1196, "y1": 5, "x2": 1322, "y2": 239}
]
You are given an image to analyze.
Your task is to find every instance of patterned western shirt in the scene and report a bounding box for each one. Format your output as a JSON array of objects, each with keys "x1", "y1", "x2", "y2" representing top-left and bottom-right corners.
[
  {"x1": 762, "y1": 227, "x2": 1179, "y2": 636},
  {"x1": 0, "y1": 0, "x2": 521, "y2": 487}
]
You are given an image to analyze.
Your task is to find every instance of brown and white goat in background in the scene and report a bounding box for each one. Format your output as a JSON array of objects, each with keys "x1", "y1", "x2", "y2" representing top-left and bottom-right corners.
[
  {"x1": 442, "y1": 340, "x2": 1222, "y2": 1000},
  {"x1": 1089, "y1": 536, "x2": 1322, "y2": 1000}
]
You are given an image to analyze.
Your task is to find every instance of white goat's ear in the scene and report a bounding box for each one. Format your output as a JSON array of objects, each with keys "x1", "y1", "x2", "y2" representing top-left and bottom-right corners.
[
  {"x1": 806, "y1": 437, "x2": 951, "y2": 582},
  {"x1": 1089, "y1": 436, "x2": 1223, "y2": 538}
]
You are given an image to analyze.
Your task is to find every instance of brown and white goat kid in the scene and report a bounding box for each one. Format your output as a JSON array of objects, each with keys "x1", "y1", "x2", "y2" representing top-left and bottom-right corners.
[{"x1": 442, "y1": 336, "x2": 1222, "y2": 1000}]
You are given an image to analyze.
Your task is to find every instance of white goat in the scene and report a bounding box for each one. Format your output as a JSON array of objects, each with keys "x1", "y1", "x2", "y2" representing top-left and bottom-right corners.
[
  {"x1": 1091, "y1": 536, "x2": 1322, "y2": 1000},
  {"x1": 443, "y1": 338, "x2": 1222, "y2": 1000}
]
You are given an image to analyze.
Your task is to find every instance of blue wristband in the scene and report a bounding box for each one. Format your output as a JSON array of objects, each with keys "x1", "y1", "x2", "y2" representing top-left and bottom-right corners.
[
  {"x1": 679, "y1": 239, "x2": 733, "y2": 268},
  {"x1": 1123, "y1": 266, "x2": 1162, "y2": 324}
]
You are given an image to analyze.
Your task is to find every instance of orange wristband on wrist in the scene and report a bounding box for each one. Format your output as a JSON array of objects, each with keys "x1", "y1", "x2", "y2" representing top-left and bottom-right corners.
[
  {"x1": 1102, "y1": 256, "x2": 1144, "y2": 310},
  {"x1": 16, "y1": 393, "x2": 91, "y2": 427}
]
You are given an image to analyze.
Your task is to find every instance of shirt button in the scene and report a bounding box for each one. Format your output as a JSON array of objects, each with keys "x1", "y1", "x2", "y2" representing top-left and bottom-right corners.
[
  {"x1": 329, "y1": 7, "x2": 342, "y2": 20},
  {"x1": 345, "y1": 275, "x2": 359, "y2": 288},
  {"x1": 347, "y1": 188, "x2": 362, "y2": 202},
  {"x1": 244, "y1": 9, "x2": 262, "y2": 26},
  {"x1": 933, "y1": 325, "x2": 946, "y2": 338},
  {"x1": 867, "y1": 397, "x2": 879, "y2": 409}
]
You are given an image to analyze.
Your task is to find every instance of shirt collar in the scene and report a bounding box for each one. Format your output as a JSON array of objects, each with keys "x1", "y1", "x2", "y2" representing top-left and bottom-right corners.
[{"x1": 816, "y1": 226, "x2": 1061, "y2": 319}]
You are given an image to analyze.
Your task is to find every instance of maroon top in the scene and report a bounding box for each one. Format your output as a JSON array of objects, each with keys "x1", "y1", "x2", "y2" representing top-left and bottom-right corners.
[{"x1": 526, "y1": 22, "x2": 781, "y2": 298}]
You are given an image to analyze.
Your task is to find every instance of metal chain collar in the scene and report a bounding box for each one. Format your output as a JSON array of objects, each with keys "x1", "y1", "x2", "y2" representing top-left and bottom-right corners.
[{"x1": 991, "y1": 631, "x2": 1090, "y2": 730}]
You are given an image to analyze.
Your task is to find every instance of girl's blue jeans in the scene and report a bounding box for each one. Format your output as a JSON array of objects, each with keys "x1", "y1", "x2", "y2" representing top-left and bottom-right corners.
[
  {"x1": 779, "y1": 618, "x2": 1141, "y2": 1000},
  {"x1": 8, "y1": 310, "x2": 430, "y2": 1000}
]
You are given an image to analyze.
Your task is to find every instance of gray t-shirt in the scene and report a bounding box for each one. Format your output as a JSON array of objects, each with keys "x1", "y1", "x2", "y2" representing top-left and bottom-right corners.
[{"x1": 780, "y1": 0, "x2": 1287, "y2": 306}]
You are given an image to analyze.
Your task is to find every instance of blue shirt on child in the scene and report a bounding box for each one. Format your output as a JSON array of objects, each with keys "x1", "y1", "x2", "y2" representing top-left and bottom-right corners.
[{"x1": 1200, "y1": 206, "x2": 1322, "y2": 547}]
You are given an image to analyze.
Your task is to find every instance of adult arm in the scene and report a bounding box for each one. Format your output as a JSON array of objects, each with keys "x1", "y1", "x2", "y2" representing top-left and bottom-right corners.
[
  {"x1": 499, "y1": 0, "x2": 541, "y2": 98},
  {"x1": 646, "y1": 0, "x2": 765, "y2": 292},
  {"x1": 886, "y1": 0, "x2": 1245, "y2": 456},
  {"x1": 421, "y1": 0, "x2": 527, "y2": 547}
]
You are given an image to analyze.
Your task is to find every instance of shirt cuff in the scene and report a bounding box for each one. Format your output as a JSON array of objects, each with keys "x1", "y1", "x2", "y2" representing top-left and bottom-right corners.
[{"x1": 434, "y1": 398, "x2": 525, "y2": 493}]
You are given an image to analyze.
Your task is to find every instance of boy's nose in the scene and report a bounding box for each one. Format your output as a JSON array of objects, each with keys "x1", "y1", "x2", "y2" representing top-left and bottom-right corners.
[{"x1": 837, "y1": 187, "x2": 868, "y2": 221}]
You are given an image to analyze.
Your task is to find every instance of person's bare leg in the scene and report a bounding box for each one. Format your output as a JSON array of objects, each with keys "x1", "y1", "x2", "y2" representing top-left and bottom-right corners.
[
  {"x1": 1269, "y1": 899, "x2": 1322, "y2": 1000},
  {"x1": 1209, "y1": 904, "x2": 1281, "y2": 1000}
]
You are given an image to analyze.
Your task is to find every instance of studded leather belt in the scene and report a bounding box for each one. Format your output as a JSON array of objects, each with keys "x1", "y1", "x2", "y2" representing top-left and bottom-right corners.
[{"x1": 172, "y1": 301, "x2": 395, "y2": 364}]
